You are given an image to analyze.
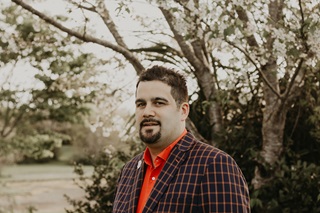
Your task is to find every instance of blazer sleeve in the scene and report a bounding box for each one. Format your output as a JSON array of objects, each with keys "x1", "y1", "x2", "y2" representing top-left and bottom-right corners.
[{"x1": 199, "y1": 152, "x2": 251, "y2": 213}]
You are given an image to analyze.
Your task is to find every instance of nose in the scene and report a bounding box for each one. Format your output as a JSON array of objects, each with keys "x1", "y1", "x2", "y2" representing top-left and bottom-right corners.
[{"x1": 143, "y1": 104, "x2": 155, "y2": 117}]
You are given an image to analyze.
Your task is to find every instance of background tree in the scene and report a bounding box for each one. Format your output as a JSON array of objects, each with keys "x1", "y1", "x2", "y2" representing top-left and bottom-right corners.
[
  {"x1": 0, "y1": 3, "x2": 109, "y2": 162},
  {"x1": 3, "y1": 0, "x2": 320, "y2": 211}
]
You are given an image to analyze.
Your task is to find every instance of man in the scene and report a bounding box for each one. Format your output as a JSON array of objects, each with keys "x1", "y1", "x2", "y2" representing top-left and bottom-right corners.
[{"x1": 112, "y1": 66, "x2": 250, "y2": 212}]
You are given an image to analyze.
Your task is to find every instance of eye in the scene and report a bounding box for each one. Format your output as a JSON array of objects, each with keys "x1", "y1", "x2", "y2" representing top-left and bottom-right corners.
[
  {"x1": 155, "y1": 101, "x2": 165, "y2": 106},
  {"x1": 135, "y1": 102, "x2": 145, "y2": 108}
]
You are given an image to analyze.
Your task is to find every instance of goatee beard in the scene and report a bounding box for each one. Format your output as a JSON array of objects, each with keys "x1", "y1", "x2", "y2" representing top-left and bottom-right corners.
[
  {"x1": 140, "y1": 130, "x2": 161, "y2": 144},
  {"x1": 139, "y1": 118, "x2": 161, "y2": 144}
]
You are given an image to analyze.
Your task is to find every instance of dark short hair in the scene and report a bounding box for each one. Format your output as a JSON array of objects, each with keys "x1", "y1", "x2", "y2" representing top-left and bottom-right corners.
[{"x1": 136, "y1": 65, "x2": 188, "y2": 106}]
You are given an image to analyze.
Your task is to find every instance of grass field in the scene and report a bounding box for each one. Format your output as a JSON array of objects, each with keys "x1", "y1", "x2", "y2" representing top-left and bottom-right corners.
[{"x1": 0, "y1": 163, "x2": 93, "y2": 213}]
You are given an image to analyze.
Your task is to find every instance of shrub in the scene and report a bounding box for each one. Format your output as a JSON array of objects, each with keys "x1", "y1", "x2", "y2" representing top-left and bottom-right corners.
[{"x1": 64, "y1": 149, "x2": 135, "y2": 213}]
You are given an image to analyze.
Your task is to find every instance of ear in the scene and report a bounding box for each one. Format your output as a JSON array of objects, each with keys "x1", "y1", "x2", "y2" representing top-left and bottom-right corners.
[{"x1": 180, "y1": 102, "x2": 189, "y2": 121}]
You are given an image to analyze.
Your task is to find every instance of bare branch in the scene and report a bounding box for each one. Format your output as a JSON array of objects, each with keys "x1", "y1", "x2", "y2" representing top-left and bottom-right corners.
[
  {"x1": 1, "y1": 106, "x2": 25, "y2": 138},
  {"x1": 67, "y1": 0, "x2": 96, "y2": 12},
  {"x1": 283, "y1": 59, "x2": 306, "y2": 102},
  {"x1": 191, "y1": 40, "x2": 209, "y2": 67},
  {"x1": 281, "y1": 1, "x2": 309, "y2": 103},
  {"x1": 160, "y1": 6, "x2": 223, "y2": 142},
  {"x1": 130, "y1": 43, "x2": 183, "y2": 58},
  {"x1": 226, "y1": 40, "x2": 281, "y2": 99},
  {"x1": 11, "y1": 0, "x2": 144, "y2": 74},
  {"x1": 235, "y1": 6, "x2": 259, "y2": 47},
  {"x1": 160, "y1": 8, "x2": 201, "y2": 69},
  {"x1": 96, "y1": 0, "x2": 128, "y2": 48}
]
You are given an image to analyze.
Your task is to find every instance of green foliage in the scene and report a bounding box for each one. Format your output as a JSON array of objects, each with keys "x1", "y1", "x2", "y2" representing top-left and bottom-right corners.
[
  {"x1": 64, "y1": 92, "x2": 301, "y2": 212},
  {"x1": 224, "y1": 26, "x2": 236, "y2": 37},
  {"x1": 189, "y1": 75, "x2": 320, "y2": 212},
  {"x1": 0, "y1": 131, "x2": 69, "y2": 163},
  {"x1": 12, "y1": 134, "x2": 63, "y2": 160},
  {"x1": 1, "y1": 4, "x2": 97, "y2": 123},
  {"x1": 2, "y1": 1, "x2": 319, "y2": 212},
  {"x1": 64, "y1": 132, "x2": 144, "y2": 213},
  {"x1": 251, "y1": 160, "x2": 320, "y2": 213},
  {"x1": 0, "y1": 4, "x2": 105, "y2": 164},
  {"x1": 64, "y1": 151, "x2": 132, "y2": 213},
  {"x1": 189, "y1": 90, "x2": 213, "y2": 140}
]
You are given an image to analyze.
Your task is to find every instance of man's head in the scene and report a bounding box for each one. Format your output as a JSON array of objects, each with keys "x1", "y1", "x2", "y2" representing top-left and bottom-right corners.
[
  {"x1": 135, "y1": 66, "x2": 189, "y2": 148},
  {"x1": 136, "y1": 65, "x2": 188, "y2": 107}
]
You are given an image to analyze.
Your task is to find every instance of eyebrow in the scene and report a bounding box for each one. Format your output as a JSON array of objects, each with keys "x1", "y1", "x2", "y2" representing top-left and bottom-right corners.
[
  {"x1": 153, "y1": 97, "x2": 169, "y2": 103},
  {"x1": 135, "y1": 98, "x2": 145, "y2": 104},
  {"x1": 135, "y1": 97, "x2": 169, "y2": 104}
]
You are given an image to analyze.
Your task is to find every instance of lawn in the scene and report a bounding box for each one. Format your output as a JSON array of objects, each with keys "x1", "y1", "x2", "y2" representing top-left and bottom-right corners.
[{"x1": 0, "y1": 163, "x2": 93, "y2": 213}]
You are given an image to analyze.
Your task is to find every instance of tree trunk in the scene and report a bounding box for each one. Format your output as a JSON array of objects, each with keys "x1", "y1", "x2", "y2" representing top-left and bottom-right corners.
[
  {"x1": 160, "y1": 7, "x2": 223, "y2": 145},
  {"x1": 252, "y1": 97, "x2": 287, "y2": 189}
]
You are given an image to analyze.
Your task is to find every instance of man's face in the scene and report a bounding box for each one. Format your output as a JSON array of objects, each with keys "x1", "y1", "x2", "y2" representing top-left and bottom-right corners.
[{"x1": 135, "y1": 81, "x2": 188, "y2": 148}]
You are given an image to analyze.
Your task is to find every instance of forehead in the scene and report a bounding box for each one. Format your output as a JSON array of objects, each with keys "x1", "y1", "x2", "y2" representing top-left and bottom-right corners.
[{"x1": 136, "y1": 81, "x2": 172, "y2": 100}]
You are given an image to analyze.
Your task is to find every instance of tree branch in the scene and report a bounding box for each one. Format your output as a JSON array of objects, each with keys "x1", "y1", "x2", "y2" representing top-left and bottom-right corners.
[
  {"x1": 235, "y1": 6, "x2": 259, "y2": 47},
  {"x1": 11, "y1": 0, "x2": 144, "y2": 74},
  {"x1": 226, "y1": 40, "x2": 281, "y2": 99},
  {"x1": 160, "y1": 7, "x2": 202, "y2": 70},
  {"x1": 96, "y1": 0, "x2": 128, "y2": 48},
  {"x1": 285, "y1": 59, "x2": 304, "y2": 93},
  {"x1": 160, "y1": 6, "x2": 223, "y2": 142}
]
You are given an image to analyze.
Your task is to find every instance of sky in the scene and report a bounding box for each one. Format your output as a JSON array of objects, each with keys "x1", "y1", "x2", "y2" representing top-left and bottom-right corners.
[
  {"x1": 1, "y1": 0, "x2": 200, "y2": 112},
  {"x1": 0, "y1": 1, "x2": 153, "y2": 106}
]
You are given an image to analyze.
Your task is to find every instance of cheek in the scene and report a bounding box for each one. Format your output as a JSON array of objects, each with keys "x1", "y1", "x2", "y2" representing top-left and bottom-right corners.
[
  {"x1": 160, "y1": 114, "x2": 174, "y2": 125},
  {"x1": 135, "y1": 113, "x2": 141, "y2": 122},
  {"x1": 135, "y1": 111, "x2": 144, "y2": 123}
]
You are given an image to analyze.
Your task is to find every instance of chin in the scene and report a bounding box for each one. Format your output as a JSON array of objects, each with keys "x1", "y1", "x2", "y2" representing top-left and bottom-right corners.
[{"x1": 140, "y1": 131, "x2": 161, "y2": 144}]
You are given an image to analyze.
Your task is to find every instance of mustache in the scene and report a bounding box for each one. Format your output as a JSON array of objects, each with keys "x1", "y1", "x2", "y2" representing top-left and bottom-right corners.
[{"x1": 140, "y1": 118, "x2": 161, "y2": 127}]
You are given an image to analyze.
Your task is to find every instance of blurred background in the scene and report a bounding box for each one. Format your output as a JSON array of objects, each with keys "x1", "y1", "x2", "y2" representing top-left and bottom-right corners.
[{"x1": 0, "y1": 0, "x2": 320, "y2": 212}]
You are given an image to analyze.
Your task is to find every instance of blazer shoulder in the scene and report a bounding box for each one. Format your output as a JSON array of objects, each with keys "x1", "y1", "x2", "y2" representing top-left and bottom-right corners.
[{"x1": 191, "y1": 140, "x2": 237, "y2": 163}]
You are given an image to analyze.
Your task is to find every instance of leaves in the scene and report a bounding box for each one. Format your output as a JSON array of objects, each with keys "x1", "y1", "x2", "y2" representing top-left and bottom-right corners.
[
  {"x1": 223, "y1": 26, "x2": 235, "y2": 37},
  {"x1": 64, "y1": 151, "x2": 132, "y2": 213},
  {"x1": 1, "y1": 0, "x2": 320, "y2": 212},
  {"x1": 0, "y1": 132, "x2": 70, "y2": 162}
]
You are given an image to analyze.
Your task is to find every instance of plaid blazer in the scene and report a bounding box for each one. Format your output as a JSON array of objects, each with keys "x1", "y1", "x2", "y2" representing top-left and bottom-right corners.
[{"x1": 112, "y1": 132, "x2": 250, "y2": 213}]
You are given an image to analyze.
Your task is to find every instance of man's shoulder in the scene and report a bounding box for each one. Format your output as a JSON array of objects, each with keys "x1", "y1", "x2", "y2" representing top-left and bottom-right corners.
[
  {"x1": 187, "y1": 137, "x2": 235, "y2": 162},
  {"x1": 193, "y1": 140, "x2": 227, "y2": 156},
  {"x1": 184, "y1": 141, "x2": 241, "y2": 173}
]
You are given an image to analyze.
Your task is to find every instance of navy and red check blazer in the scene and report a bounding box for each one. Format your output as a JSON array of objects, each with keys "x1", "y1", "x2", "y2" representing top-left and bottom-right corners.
[{"x1": 112, "y1": 132, "x2": 250, "y2": 213}]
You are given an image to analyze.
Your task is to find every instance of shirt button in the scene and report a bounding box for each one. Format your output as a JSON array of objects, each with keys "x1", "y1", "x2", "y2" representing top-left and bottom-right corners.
[{"x1": 151, "y1": 177, "x2": 156, "y2": 181}]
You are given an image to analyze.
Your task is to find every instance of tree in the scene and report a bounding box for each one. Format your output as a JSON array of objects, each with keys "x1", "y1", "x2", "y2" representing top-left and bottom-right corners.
[
  {"x1": 0, "y1": 3, "x2": 108, "y2": 162},
  {"x1": 5, "y1": 0, "x2": 320, "y2": 211}
]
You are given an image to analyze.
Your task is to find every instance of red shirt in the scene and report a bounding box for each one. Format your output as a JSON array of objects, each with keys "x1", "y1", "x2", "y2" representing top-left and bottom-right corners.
[{"x1": 136, "y1": 129, "x2": 187, "y2": 213}]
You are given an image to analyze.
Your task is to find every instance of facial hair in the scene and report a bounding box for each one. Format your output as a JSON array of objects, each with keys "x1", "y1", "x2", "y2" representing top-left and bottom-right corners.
[{"x1": 139, "y1": 118, "x2": 161, "y2": 144}]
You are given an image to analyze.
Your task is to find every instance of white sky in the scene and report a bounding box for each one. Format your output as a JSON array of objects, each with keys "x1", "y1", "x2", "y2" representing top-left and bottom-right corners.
[
  {"x1": 1, "y1": 0, "x2": 199, "y2": 99},
  {"x1": 0, "y1": 0, "x2": 175, "y2": 114}
]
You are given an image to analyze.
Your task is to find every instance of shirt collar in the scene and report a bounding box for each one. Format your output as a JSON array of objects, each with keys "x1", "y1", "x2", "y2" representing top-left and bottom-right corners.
[{"x1": 143, "y1": 129, "x2": 187, "y2": 166}]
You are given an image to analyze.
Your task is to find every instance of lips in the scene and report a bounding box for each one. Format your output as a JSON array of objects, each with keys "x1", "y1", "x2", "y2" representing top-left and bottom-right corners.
[{"x1": 140, "y1": 119, "x2": 160, "y2": 127}]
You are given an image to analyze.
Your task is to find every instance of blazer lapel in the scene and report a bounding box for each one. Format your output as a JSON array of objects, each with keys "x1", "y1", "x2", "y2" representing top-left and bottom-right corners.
[
  {"x1": 129, "y1": 157, "x2": 145, "y2": 212},
  {"x1": 143, "y1": 132, "x2": 195, "y2": 213}
]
